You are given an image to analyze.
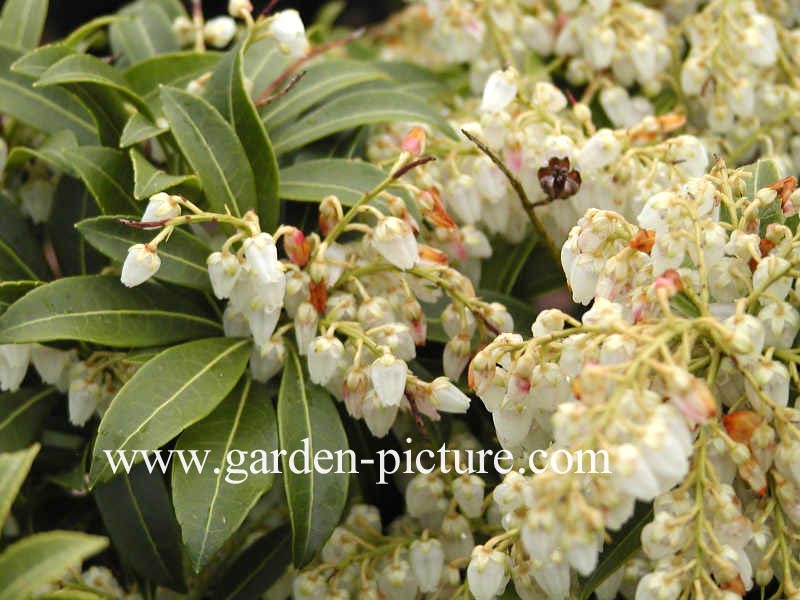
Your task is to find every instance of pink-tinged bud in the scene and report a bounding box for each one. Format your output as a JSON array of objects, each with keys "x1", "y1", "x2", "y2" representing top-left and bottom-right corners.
[
  {"x1": 670, "y1": 376, "x2": 716, "y2": 425},
  {"x1": 723, "y1": 410, "x2": 762, "y2": 444},
  {"x1": 654, "y1": 268, "x2": 683, "y2": 295},
  {"x1": 401, "y1": 127, "x2": 427, "y2": 156},
  {"x1": 318, "y1": 195, "x2": 342, "y2": 235},
  {"x1": 282, "y1": 227, "x2": 311, "y2": 266}
]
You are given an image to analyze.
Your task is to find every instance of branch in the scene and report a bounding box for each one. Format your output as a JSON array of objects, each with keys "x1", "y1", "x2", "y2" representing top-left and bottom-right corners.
[
  {"x1": 390, "y1": 156, "x2": 435, "y2": 180},
  {"x1": 255, "y1": 70, "x2": 306, "y2": 107},
  {"x1": 460, "y1": 128, "x2": 561, "y2": 264}
]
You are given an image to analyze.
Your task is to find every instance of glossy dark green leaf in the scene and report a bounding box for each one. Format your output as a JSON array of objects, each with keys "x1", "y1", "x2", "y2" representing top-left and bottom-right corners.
[
  {"x1": 278, "y1": 345, "x2": 349, "y2": 567},
  {"x1": 90, "y1": 337, "x2": 252, "y2": 486},
  {"x1": 62, "y1": 146, "x2": 137, "y2": 214},
  {"x1": 0, "y1": 532, "x2": 108, "y2": 600},
  {"x1": 35, "y1": 53, "x2": 149, "y2": 114},
  {"x1": 0, "y1": 443, "x2": 39, "y2": 524},
  {"x1": 77, "y1": 215, "x2": 212, "y2": 292},
  {"x1": 279, "y1": 158, "x2": 395, "y2": 206},
  {"x1": 63, "y1": 15, "x2": 127, "y2": 48},
  {"x1": 578, "y1": 503, "x2": 653, "y2": 599},
  {"x1": 119, "y1": 111, "x2": 168, "y2": 148},
  {"x1": 0, "y1": 45, "x2": 96, "y2": 144},
  {"x1": 0, "y1": 0, "x2": 47, "y2": 51},
  {"x1": 124, "y1": 52, "x2": 221, "y2": 104},
  {"x1": 743, "y1": 157, "x2": 782, "y2": 199},
  {"x1": 271, "y1": 88, "x2": 457, "y2": 154},
  {"x1": 206, "y1": 36, "x2": 280, "y2": 230},
  {"x1": 109, "y1": 0, "x2": 179, "y2": 66},
  {"x1": 0, "y1": 193, "x2": 48, "y2": 280},
  {"x1": 10, "y1": 44, "x2": 74, "y2": 78},
  {"x1": 243, "y1": 37, "x2": 288, "y2": 100},
  {"x1": 47, "y1": 177, "x2": 105, "y2": 276},
  {"x1": 94, "y1": 464, "x2": 185, "y2": 590},
  {"x1": 0, "y1": 281, "x2": 42, "y2": 313},
  {"x1": 480, "y1": 235, "x2": 540, "y2": 295},
  {"x1": 160, "y1": 86, "x2": 257, "y2": 216},
  {"x1": 372, "y1": 60, "x2": 447, "y2": 99},
  {"x1": 0, "y1": 275, "x2": 221, "y2": 347},
  {"x1": 211, "y1": 525, "x2": 292, "y2": 600},
  {"x1": 261, "y1": 59, "x2": 388, "y2": 129},
  {"x1": 173, "y1": 377, "x2": 278, "y2": 571},
  {"x1": 129, "y1": 148, "x2": 200, "y2": 200},
  {"x1": 0, "y1": 387, "x2": 59, "y2": 452}
]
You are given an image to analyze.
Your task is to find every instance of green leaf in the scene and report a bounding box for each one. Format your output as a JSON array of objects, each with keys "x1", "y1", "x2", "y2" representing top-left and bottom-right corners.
[
  {"x1": 479, "y1": 235, "x2": 540, "y2": 295},
  {"x1": 271, "y1": 88, "x2": 457, "y2": 155},
  {"x1": 578, "y1": 503, "x2": 653, "y2": 599},
  {"x1": 0, "y1": 387, "x2": 59, "y2": 452},
  {"x1": 0, "y1": 275, "x2": 222, "y2": 347},
  {"x1": 120, "y1": 111, "x2": 168, "y2": 148},
  {"x1": 10, "y1": 44, "x2": 74, "y2": 78},
  {"x1": 160, "y1": 86, "x2": 257, "y2": 217},
  {"x1": 35, "y1": 591, "x2": 106, "y2": 600},
  {"x1": 77, "y1": 215, "x2": 212, "y2": 292},
  {"x1": 743, "y1": 157, "x2": 782, "y2": 199},
  {"x1": 66, "y1": 83, "x2": 130, "y2": 146},
  {"x1": 278, "y1": 345, "x2": 349, "y2": 567},
  {"x1": 124, "y1": 52, "x2": 222, "y2": 104},
  {"x1": 0, "y1": 0, "x2": 47, "y2": 51},
  {"x1": 0, "y1": 443, "x2": 39, "y2": 524},
  {"x1": 63, "y1": 15, "x2": 128, "y2": 48},
  {"x1": 94, "y1": 464, "x2": 185, "y2": 590},
  {"x1": 0, "y1": 281, "x2": 42, "y2": 313},
  {"x1": 173, "y1": 376, "x2": 278, "y2": 571},
  {"x1": 261, "y1": 59, "x2": 388, "y2": 129},
  {"x1": 130, "y1": 148, "x2": 200, "y2": 200},
  {"x1": 206, "y1": 36, "x2": 280, "y2": 231},
  {"x1": 47, "y1": 177, "x2": 105, "y2": 276},
  {"x1": 211, "y1": 525, "x2": 292, "y2": 600},
  {"x1": 90, "y1": 337, "x2": 252, "y2": 486},
  {"x1": 0, "y1": 45, "x2": 97, "y2": 144},
  {"x1": 62, "y1": 146, "x2": 138, "y2": 214},
  {"x1": 0, "y1": 532, "x2": 108, "y2": 600},
  {"x1": 244, "y1": 37, "x2": 288, "y2": 100},
  {"x1": 35, "y1": 53, "x2": 149, "y2": 114},
  {"x1": 6, "y1": 129, "x2": 79, "y2": 176},
  {"x1": 110, "y1": 0, "x2": 179, "y2": 66},
  {"x1": 372, "y1": 60, "x2": 447, "y2": 99},
  {"x1": 0, "y1": 193, "x2": 49, "y2": 280},
  {"x1": 279, "y1": 158, "x2": 401, "y2": 206}
]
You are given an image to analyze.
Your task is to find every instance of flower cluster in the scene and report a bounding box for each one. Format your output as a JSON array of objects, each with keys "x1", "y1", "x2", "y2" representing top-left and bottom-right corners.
[
  {"x1": 370, "y1": 72, "x2": 708, "y2": 255},
  {"x1": 120, "y1": 145, "x2": 513, "y2": 437},
  {"x1": 468, "y1": 162, "x2": 800, "y2": 598}
]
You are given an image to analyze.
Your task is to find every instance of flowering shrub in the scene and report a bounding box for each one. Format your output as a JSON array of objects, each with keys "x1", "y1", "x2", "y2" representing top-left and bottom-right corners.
[{"x1": 2, "y1": 0, "x2": 800, "y2": 599}]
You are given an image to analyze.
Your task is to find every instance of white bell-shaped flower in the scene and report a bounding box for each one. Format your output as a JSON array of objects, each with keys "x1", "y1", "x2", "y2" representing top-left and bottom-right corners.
[
  {"x1": 68, "y1": 378, "x2": 102, "y2": 427},
  {"x1": 268, "y1": 10, "x2": 309, "y2": 58},
  {"x1": 409, "y1": 539, "x2": 445, "y2": 593},
  {"x1": 207, "y1": 251, "x2": 241, "y2": 299},
  {"x1": 307, "y1": 336, "x2": 345, "y2": 385},
  {"x1": 369, "y1": 354, "x2": 407, "y2": 407},
  {"x1": 250, "y1": 339, "x2": 285, "y2": 383},
  {"x1": 481, "y1": 69, "x2": 517, "y2": 113},
  {"x1": 0, "y1": 344, "x2": 32, "y2": 392},
  {"x1": 362, "y1": 390, "x2": 398, "y2": 437},
  {"x1": 373, "y1": 217, "x2": 418, "y2": 270},
  {"x1": 121, "y1": 244, "x2": 161, "y2": 287},
  {"x1": 430, "y1": 378, "x2": 470, "y2": 413},
  {"x1": 203, "y1": 16, "x2": 236, "y2": 48},
  {"x1": 467, "y1": 546, "x2": 509, "y2": 600},
  {"x1": 246, "y1": 306, "x2": 280, "y2": 348},
  {"x1": 378, "y1": 559, "x2": 418, "y2": 600},
  {"x1": 294, "y1": 302, "x2": 318, "y2": 356},
  {"x1": 31, "y1": 345, "x2": 74, "y2": 392},
  {"x1": 141, "y1": 192, "x2": 180, "y2": 224},
  {"x1": 243, "y1": 233, "x2": 282, "y2": 282},
  {"x1": 452, "y1": 474, "x2": 485, "y2": 518}
]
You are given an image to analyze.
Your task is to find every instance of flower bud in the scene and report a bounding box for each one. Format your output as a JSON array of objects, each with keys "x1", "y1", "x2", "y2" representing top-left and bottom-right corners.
[
  {"x1": 373, "y1": 217, "x2": 418, "y2": 270},
  {"x1": 318, "y1": 195, "x2": 342, "y2": 235},
  {"x1": 141, "y1": 192, "x2": 180, "y2": 224},
  {"x1": 207, "y1": 251, "x2": 241, "y2": 299},
  {"x1": 121, "y1": 244, "x2": 161, "y2": 287},
  {"x1": 267, "y1": 10, "x2": 309, "y2": 58},
  {"x1": 250, "y1": 339, "x2": 285, "y2": 383},
  {"x1": 467, "y1": 546, "x2": 510, "y2": 600},
  {"x1": 401, "y1": 127, "x2": 426, "y2": 156},
  {"x1": 409, "y1": 538, "x2": 444, "y2": 592},
  {"x1": 172, "y1": 16, "x2": 194, "y2": 47},
  {"x1": 481, "y1": 68, "x2": 518, "y2": 113},
  {"x1": 430, "y1": 377, "x2": 470, "y2": 414},
  {"x1": 307, "y1": 335, "x2": 345, "y2": 385},
  {"x1": 203, "y1": 16, "x2": 236, "y2": 48},
  {"x1": 282, "y1": 227, "x2": 311, "y2": 266},
  {"x1": 369, "y1": 354, "x2": 407, "y2": 407},
  {"x1": 294, "y1": 302, "x2": 318, "y2": 355},
  {"x1": 228, "y1": 0, "x2": 252, "y2": 18}
]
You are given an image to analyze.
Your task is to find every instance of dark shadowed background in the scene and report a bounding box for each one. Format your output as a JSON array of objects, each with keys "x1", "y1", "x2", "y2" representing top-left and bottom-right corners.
[{"x1": 0, "y1": 0, "x2": 402, "y2": 40}]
